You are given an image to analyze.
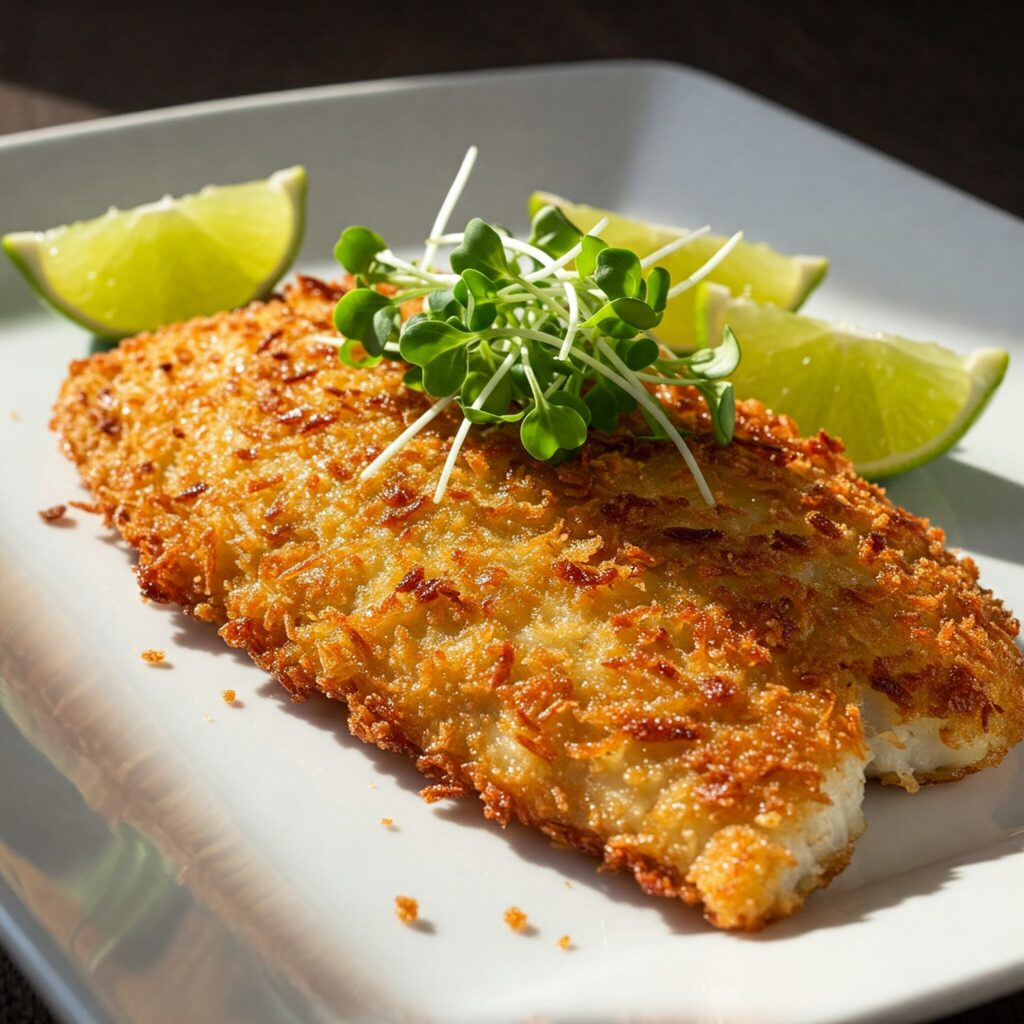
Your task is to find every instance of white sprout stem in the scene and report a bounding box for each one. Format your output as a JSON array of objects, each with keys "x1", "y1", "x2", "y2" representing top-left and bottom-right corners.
[
  {"x1": 425, "y1": 233, "x2": 575, "y2": 281},
  {"x1": 666, "y1": 231, "x2": 744, "y2": 299},
  {"x1": 421, "y1": 145, "x2": 478, "y2": 275},
  {"x1": 501, "y1": 327, "x2": 657, "y2": 397},
  {"x1": 488, "y1": 236, "x2": 583, "y2": 359},
  {"x1": 305, "y1": 332, "x2": 401, "y2": 359},
  {"x1": 494, "y1": 288, "x2": 565, "y2": 304},
  {"x1": 488, "y1": 329, "x2": 713, "y2": 506},
  {"x1": 646, "y1": 333, "x2": 678, "y2": 361},
  {"x1": 360, "y1": 395, "x2": 455, "y2": 480},
  {"x1": 633, "y1": 371, "x2": 701, "y2": 386},
  {"x1": 511, "y1": 277, "x2": 579, "y2": 362},
  {"x1": 432, "y1": 418, "x2": 474, "y2": 505},
  {"x1": 638, "y1": 225, "x2": 711, "y2": 269},
  {"x1": 478, "y1": 326, "x2": 566, "y2": 349},
  {"x1": 559, "y1": 286, "x2": 580, "y2": 359},
  {"x1": 520, "y1": 345, "x2": 543, "y2": 398},
  {"x1": 521, "y1": 216, "x2": 610, "y2": 282},
  {"x1": 432, "y1": 347, "x2": 518, "y2": 503},
  {"x1": 514, "y1": 275, "x2": 572, "y2": 322},
  {"x1": 595, "y1": 339, "x2": 715, "y2": 506},
  {"x1": 543, "y1": 375, "x2": 567, "y2": 398},
  {"x1": 377, "y1": 251, "x2": 459, "y2": 285}
]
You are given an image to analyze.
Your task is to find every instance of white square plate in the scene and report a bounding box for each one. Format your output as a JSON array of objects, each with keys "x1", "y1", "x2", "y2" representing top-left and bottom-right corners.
[{"x1": 1, "y1": 62, "x2": 1023, "y2": 1024}]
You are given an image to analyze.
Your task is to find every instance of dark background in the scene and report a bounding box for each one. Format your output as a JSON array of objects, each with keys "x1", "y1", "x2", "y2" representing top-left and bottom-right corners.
[
  {"x1": 2, "y1": 0, "x2": 1022, "y2": 217},
  {"x1": 1, "y1": 1, "x2": 1022, "y2": 1022}
]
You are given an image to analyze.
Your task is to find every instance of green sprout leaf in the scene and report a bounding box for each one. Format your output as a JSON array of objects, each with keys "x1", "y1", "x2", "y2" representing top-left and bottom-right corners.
[
  {"x1": 463, "y1": 405, "x2": 527, "y2": 425},
  {"x1": 428, "y1": 288, "x2": 458, "y2": 317},
  {"x1": 647, "y1": 266, "x2": 670, "y2": 314},
  {"x1": 696, "y1": 379, "x2": 735, "y2": 445},
  {"x1": 450, "y1": 218, "x2": 510, "y2": 278},
  {"x1": 333, "y1": 226, "x2": 387, "y2": 275},
  {"x1": 399, "y1": 318, "x2": 472, "y2": 367},
  {"x1": 594, "y1": 248, "x2": 644, "y2": 300},
  {"x1": 372, "y1": 306, "x2": 397, "y2": 352},
  {"x1": 582, "y1": 297, "x2": 658, "y2": 337},
  {"x1": 454, "y1": 269, "x2": 499, "y2": 331},
  {"x1": 583, "y1": 377, "x2": 636, "y2": 431},
  {"x1": 461, "y1": 368, "x2": 513, "y2": 417},
  {"x1": 510, "y1": 339, "x2": 561, "y2": 394},
  {"x1": 453, "y1": 268, "x2": 496, "y2": 303},
  {"x1": 548, "y1": 389, "x2": 592, "y2": 427},
  {"x1": 528, "y1": 205, "x2": 583, "y2": 259},
  {"x1": 617, "y1": 335, "x2": 661, "y2": 370},
  {"x1": 322, "y1": 160, "x2": 739, "y2": 508},
  {"x1": 338, "y1": 337, "x2": 384, "y2": 368},
  {"x1": 333, "y1": 288, "x2": 393, "y2": 356},
  {"x1": 576, "y1": 235, "x2": 608, "y2": 279},
  {"x1": 520, "y1": 396, "x2": 589, "y2": 460},
  {"x1": 423, "y1": 345, "x2": 469, "y2": 397},
  {"x1": 692, "y1": 325, "x2": 742, "y2": 380},
  {"x1": 402, "y1": 365, "x2": 425, "y2": 392}
]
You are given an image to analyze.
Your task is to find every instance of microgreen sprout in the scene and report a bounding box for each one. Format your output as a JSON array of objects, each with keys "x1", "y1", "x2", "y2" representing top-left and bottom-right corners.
[{"x1": 329, "y1": 148, "x2": 742, "y2": 505}]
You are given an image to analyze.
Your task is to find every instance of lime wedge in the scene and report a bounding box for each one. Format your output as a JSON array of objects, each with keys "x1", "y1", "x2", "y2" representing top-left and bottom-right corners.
[
  {"x1": 528, "y1": 191, "x2": 827, "y2": 347},
  {"x1": 3, "y1": 166, "x2": 307, "y2": 338},
  {"x1": 697, "y1": 283, "x2": 1008, "y2": 477}
]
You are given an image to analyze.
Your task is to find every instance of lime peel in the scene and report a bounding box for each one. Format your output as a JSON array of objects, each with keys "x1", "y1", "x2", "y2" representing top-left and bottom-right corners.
[
  {"x1": 697, "y1": 283, "x2": 1009, "y2": 477},
  {"x1": 528, "y1": 191, "x2": 828, "y2": 347},
  {"x1": 3, "y1": 166, "x2": 307, "y2": 338}
]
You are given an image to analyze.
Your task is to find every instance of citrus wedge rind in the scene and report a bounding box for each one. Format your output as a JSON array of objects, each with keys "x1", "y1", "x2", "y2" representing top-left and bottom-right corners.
[{"x1": 3, "y1": 165, "x2": 307, "y2": 338}]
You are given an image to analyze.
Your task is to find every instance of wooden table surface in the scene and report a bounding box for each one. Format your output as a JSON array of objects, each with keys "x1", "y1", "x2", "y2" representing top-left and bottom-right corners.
[{"x1": 0, "y1": 2, "x2": 1021, "y2": 1022}]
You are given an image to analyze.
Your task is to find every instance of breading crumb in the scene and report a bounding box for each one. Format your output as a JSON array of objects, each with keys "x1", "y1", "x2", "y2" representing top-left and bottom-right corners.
[
  {"x1": 141, "y1": 649, "x2": 166, "y2": 665},
  {"x1": 395, "y1": 895, "x2": 418, "y2": 924},
  {"x1": 563, "y1": 879, "x2": 572, "y2": 889},
  {"x1": 380, "y1": 817, "x2": 395, "y2": 828},
  {"x1": 68, "y1": 499, "x2": 101, "y2": 514},
  {"x1": 9, "y1": 410, "x2": 19, "y2": 421},
  {"x1": 557, "y1": 934, "x2": 572, "y2": 950},
  {"x1": 38, "y1": 504, "x2": 67, "y2": 523},
  {"x1": 221, "y1": 688, "x2": 237, "y2": 704},
  {"x1": 503, "y1": 906, "x2": 528, "y2": 932}
]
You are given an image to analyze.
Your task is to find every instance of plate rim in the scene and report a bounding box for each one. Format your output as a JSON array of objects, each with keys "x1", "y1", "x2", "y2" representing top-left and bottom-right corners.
[
  {"x1": 1, "y1": 58, "x2": 1023, "y2": 1024},
  {"x1": 1, "y1": 58, "x2": 1020, "y2": 230}
]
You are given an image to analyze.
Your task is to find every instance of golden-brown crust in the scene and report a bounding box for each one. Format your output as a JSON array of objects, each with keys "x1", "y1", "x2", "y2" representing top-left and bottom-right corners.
[{"x1": 51, "y1": 276, "x2": 1024, "y2": 929}]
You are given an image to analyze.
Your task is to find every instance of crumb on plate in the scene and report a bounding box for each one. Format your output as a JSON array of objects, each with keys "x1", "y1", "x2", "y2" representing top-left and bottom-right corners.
[
  {"x1": 141, "y1": 648, "x2": 166, "y2": 665},
  {"x1": 69, "y1": 500, "x2": 101, "y2": 514},
  {"x1": 504, "y1": 906, "x2": 528, "y2": 932},
  {"x1": 395, "y1": 895, "x2": 418, "y2": 924},
  {"x1": 38, "y1": 504, "x2": 67, "y2": 523},
  {"x1": 380, "y1": 817, "x2": 395, "y2": 828},
  {"x1": 221, "y1": 688, "x2": 237, "y2": 704},
  {"x1": 557, "y1": 934, "x2": 572, "y2": 951}
]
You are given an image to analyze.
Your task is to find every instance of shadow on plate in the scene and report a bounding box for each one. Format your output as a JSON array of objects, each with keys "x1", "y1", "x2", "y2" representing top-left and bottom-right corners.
[
  {"x1": 254, "y1": 678, "x2": 710, "y2": 937},
  {"x1": 252, "y1": 675, "x2": 1024, "y2": 940},
  {"x1": 882, "y1": 454, "x2": 1024, "y2": 566},
  {"x1": 88, "y1": 335, "x2": 120, "y2": 354},
  {"x1": 75, "y1": 462, "x2": 1024, "y2": 939}
]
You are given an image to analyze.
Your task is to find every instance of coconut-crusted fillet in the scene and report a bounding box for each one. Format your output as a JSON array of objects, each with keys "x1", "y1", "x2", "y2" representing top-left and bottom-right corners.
[{"x1": 52, "y1": 276, "x2": 1024, "y2": 929}]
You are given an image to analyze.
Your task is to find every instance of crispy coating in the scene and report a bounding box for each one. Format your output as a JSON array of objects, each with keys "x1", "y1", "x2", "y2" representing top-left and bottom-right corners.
[
  {"x1": 394, "y1": 895, "x2": 418, "y2": 925},
  {"x1": 52, "y1": 277, "x2": 1024, "y2": 929}
]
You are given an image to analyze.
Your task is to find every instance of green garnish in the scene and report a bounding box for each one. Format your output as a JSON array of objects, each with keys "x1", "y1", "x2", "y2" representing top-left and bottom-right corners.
[{"x1": 328, "y1": 147, "x2": 742, "y2": 506}]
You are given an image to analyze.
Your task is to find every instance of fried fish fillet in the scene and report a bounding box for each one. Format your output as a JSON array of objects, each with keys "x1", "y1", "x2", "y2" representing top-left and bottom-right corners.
[{"x1": 52, "y1": 276, "x2": 1024, "y2": 929}]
